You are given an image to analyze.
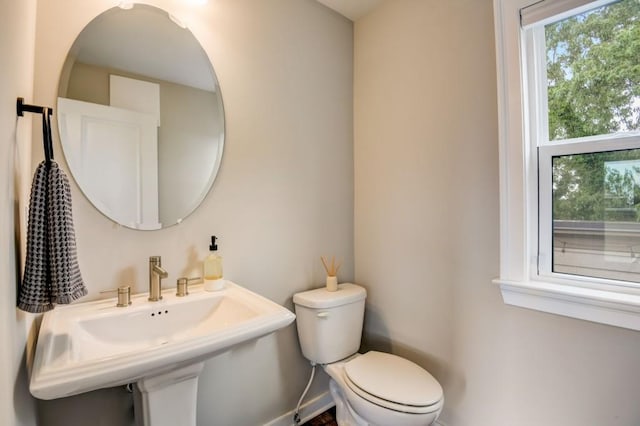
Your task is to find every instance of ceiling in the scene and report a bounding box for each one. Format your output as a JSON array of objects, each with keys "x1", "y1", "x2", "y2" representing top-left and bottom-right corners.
[{"x1": 315, "y1": 0, "x2": 383, "y2": 21}]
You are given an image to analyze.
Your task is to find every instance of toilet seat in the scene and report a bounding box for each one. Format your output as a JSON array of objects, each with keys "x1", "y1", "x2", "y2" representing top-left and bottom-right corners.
[{"x1": 343, "y1": 351, "x2": 443, "y2": 414}]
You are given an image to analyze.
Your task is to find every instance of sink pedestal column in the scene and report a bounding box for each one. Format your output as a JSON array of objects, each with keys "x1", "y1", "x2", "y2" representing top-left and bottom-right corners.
[{"x1": 134, "y1": 362, "x2": 205, "y2": 426}]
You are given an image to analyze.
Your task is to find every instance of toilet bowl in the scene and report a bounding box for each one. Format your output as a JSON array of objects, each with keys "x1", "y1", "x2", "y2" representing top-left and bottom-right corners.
[{"x1": 293, "y1": 283, "x2": 444, "y2": 426}]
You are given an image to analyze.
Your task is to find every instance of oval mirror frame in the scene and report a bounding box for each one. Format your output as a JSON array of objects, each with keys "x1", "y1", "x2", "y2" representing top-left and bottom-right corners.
[{"x1": 57, "y1": 4, "x2": 224, "y2": 230}]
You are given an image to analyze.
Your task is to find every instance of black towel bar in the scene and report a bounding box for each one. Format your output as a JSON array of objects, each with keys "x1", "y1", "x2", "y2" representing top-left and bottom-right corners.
[
  {"x1": 17, "y1": 97, "x2": 55, "y2": 163},
  {"x1": 17, "y1": 97, "x2": 53, "y2": 117}
]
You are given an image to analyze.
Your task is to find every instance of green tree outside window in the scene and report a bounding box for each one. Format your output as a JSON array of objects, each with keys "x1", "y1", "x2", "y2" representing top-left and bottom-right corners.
[{"x1": 548, "y1": 0, "x2": 640, "y2": 222}]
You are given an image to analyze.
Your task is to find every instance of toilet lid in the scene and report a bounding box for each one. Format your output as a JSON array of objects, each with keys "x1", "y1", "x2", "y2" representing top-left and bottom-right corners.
[{"x1": 344, "y1": 351, "x2": 443, "y2": 408}]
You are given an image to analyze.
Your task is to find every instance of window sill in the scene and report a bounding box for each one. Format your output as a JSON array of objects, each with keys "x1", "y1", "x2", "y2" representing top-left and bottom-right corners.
[{"x1": 493, "y1": 278, "x2": 640, "y2": 331}]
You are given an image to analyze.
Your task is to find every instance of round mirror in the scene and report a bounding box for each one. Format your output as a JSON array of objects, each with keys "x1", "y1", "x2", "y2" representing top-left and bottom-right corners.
[{"x1": 57, "y1": 4, "x2": 224, "y2": 230}]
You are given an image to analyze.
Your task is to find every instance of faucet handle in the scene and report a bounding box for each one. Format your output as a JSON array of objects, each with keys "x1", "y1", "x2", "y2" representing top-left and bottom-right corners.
[
  {"x1": 176, "y1": 277, "x2": 201, "y2": 297},
  {"x1": 100, "y1": 285, "x2": 132, "y2": 307}
]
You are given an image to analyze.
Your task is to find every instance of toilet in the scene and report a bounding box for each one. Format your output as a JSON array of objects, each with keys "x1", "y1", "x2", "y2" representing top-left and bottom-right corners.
[{"x1": 293, "y1": 283, "x2": 443, "y2": 426}]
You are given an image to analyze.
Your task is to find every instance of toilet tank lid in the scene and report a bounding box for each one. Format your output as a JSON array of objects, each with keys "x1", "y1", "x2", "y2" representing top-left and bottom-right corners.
[{"x1": 293, "y1": 283, "x2": 366, "y2": 309}]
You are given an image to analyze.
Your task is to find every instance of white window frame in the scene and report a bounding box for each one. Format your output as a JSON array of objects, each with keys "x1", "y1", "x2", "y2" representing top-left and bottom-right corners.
[{"x1": 493, "y1": 0, "x2": 640, "y2": 330}]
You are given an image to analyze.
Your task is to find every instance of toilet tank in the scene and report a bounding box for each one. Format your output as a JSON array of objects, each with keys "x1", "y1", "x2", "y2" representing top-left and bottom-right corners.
[{"x1": 293, "y1": 283, "x2": 366, "y2": 364}]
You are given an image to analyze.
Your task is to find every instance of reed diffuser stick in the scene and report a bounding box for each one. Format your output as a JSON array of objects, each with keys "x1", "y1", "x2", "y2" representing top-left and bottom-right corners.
[{"x1": 321, "y1": 256, "x2": 341, "y2": 276}]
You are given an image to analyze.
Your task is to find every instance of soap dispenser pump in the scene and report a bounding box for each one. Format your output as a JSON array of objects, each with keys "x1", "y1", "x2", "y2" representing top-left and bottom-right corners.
[{"x1": 204, "y1": 236, "x2": 224, "y2": 291}]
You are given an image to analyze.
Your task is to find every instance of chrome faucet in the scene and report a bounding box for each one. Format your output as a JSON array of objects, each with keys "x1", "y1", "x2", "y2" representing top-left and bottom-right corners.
[{"x1": 149, "y1": 256, "x2": 168, "y2": 301}]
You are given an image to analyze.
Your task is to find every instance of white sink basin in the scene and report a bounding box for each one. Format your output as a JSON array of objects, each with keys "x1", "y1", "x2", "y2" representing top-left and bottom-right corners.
[{"x1": 31, "y1": 281, "x2": 295, "y2": 400}]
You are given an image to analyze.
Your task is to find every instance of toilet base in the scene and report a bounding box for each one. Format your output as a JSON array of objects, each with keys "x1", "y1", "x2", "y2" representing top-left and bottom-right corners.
[{"x1": 329, "y1": 379, "x2": 370, "y2": 426}]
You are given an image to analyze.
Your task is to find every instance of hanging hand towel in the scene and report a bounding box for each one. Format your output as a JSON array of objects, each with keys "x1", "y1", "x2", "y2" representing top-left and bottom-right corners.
[{"x1": 18, "y1": 160, "x2": 87, "y2": 313}]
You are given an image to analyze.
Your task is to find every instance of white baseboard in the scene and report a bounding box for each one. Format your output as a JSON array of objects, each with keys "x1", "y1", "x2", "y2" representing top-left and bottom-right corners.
[{"x1": 263, "y1": 391, "x2": 334, "y2": 426}]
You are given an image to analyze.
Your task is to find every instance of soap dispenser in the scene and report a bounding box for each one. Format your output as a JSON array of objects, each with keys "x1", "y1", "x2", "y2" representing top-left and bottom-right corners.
[{"x1": 204, "y1": 236, "x2": 224, "y2": 291}]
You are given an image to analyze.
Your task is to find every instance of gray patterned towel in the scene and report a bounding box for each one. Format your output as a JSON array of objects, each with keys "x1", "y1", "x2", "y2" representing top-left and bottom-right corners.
[{"x1": 18, "y1": 160, "x2": 87, "y2": 313}]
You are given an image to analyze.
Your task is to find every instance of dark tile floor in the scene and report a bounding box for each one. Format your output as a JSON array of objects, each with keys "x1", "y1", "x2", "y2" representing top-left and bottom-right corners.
[{"x1": 302, "y1": 406, "x2": 337, "y2": 426}]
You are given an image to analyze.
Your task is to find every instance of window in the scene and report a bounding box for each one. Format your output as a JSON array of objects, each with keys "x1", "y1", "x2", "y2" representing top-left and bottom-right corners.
[
  {"x1": 549, "y1": 149, "x2": 640, "y2": 283},
  {"x1": 494, "y1": 0, "x2": 640, "y2": 330}
]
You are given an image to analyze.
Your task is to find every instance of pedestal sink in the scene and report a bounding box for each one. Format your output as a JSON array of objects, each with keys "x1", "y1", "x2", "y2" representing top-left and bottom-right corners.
[{"x1": 30, "y1": 281, "x2": 296, "y2": 426}]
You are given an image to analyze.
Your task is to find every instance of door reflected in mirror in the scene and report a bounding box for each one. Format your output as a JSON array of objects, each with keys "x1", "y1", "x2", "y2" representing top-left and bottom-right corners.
[{"x1": 57, "y1": 4, "x2": 224, "y2": 230}]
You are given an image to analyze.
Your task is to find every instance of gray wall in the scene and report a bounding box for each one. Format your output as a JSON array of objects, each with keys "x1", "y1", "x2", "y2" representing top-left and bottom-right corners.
[
  {"x1": 158, "y1": 80, "x2": 222, "y2": 226},
  {"x1": 0, "y1": 0, "x2": 39, "y2": 425},
  {"x1": 354, "y1": 1, "x2": 640, "y2": 425},
  {"x1": 31, "y1": 0, "x2": 353, "y2": 424}
]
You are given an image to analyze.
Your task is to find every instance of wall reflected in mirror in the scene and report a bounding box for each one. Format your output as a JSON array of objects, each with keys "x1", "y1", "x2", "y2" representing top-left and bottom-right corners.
[{"x1": 57, "y1": 4, "x2": 224, "y2": 230}]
